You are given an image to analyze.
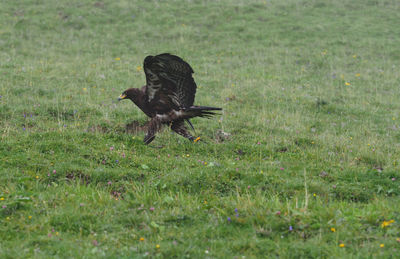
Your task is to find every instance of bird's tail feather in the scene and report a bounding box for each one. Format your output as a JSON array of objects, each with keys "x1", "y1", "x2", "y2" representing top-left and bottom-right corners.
[
  {"x1": 184, "y1": 106, "x2": 222, "y2": 119},
  {"x1": 186, "y1": 106, "x2": 222, "y2": 111}
]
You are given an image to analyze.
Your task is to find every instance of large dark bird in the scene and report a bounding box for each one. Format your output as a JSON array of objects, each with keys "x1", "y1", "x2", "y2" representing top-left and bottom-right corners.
[{"x1": 118, "y1": 53, "x2": 221, "y2": 144}]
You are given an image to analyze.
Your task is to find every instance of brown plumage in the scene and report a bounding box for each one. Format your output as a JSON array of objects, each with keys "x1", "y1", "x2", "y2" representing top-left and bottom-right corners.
[{"x1": 118, "y1": 53, "x2": 221, "y2": 144}]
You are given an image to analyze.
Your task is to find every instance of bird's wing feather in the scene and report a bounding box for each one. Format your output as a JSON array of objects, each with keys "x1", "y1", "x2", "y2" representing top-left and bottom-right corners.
[{"x1": 143, "y1": 53, "x2": 197, "y2": 108}]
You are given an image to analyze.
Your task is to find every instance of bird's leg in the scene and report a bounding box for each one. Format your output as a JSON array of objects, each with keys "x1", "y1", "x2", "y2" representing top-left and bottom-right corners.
[
  {"x1": 144, "y1": 117, "x2": 162, "y2": 145},
  {"x1": 171, "y1": 120, "x2": 195, "y2": 141}
]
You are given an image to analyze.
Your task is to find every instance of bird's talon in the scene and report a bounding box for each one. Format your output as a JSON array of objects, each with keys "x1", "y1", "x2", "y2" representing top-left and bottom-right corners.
[{"x1": 143, "y1": 135, "x2": 155, "y2": 145}]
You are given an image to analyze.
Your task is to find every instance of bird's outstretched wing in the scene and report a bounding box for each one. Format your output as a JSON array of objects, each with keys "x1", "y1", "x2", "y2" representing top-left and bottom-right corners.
[{"x1": 143, "y1": 53, "x2": 197, "y2": 108}]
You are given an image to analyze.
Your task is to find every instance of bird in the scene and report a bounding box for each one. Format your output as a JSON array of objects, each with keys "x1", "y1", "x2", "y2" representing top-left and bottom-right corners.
[{"x1": 118, "y1": 53, "x2": 222, "y2": 144}]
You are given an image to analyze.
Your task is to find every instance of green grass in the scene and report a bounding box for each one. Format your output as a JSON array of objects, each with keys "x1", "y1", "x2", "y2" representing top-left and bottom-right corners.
[{"x1": 1, "y1": 0, "x2": 400, "y2": 257}]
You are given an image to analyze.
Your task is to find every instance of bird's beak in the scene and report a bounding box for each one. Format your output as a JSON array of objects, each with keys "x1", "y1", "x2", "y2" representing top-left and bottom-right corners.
[{"x1": 118, "y1": 94, "x2": 127, "y2": 101}]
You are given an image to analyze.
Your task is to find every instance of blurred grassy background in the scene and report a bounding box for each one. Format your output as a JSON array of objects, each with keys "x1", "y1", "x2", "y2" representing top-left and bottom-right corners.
[{"x1": 1, "y1": 0, "x2": 400, "y2": 257}]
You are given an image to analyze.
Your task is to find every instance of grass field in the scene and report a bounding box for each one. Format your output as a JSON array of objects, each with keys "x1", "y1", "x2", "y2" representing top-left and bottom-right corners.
[{"x1": 1, "y1": 0, "x2": 400, "y2": 257}]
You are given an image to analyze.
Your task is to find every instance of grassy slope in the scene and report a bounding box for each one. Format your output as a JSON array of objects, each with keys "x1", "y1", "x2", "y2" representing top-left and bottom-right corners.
[{"x1": 1, "y1": 0, "x2": 400, "y2": 257}]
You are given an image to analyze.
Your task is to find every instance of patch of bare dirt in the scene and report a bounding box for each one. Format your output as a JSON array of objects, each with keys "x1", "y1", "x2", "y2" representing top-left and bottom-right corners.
[
  {"x1": 58, "y1": 12, "x2": 69, "y2": 20},
  {"x1": 276, "y1": 147, "x2": 288, "y2": 153},
  {"x1": 65, "y1": 171, "x2": 91, "y2": 185},
  {"x1": 94, "y1": 2, "x2": 104, "y2": 8},
  {"x1": 87, "y1": 125, "x2": 109, "y2": 133},
  {"x1": 215, "y1": 130, "x2": 231, "y2": 142},
  {"x1": 125, "y1": 120, "x2": 148, "y2": 134}
]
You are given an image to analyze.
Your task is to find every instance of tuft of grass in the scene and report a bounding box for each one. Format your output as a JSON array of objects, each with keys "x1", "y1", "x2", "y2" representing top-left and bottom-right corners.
[{"x1": 1, "y1": 0, "x2": 400, "y2": 257}]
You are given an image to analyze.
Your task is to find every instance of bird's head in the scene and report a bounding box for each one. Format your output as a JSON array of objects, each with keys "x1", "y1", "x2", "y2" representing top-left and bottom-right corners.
[{"x1": 118, "y1": 88, "x2": 136, "y2": 101}]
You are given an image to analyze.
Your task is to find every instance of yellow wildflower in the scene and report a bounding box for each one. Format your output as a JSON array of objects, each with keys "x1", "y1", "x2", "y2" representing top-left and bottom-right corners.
[
  {"x1": 339, "y1": 243, "x2": 345, "y2": 248},
  {"x1": 330, "y1": 227, "x2": 336, "y2": 232},
  {"x1": 56, "y1": 232, "x2": 59, "y2": 236},
  {"x1": 381, "y1": 220, "x2": 395, "y2": 228},
  {"x1": 0, "y1": 197, "x2": 4, "y2": 201},
  {"x1": 313, "y1": 193, "x2": 316, "y2": 197},
  {"x1": 204, "y1": 200, "x2": 207, "y2": 204},
  {"x1": 156, "y1": 244, "x2": 160, "y2": 249},
  {"x1": 353, "y1": 55, "x2": 357, "y2": 58},
  {"x1": 28, "y1": 216, "x2": 32, "y2": 219},
  {"x1": 380, "y1": 244, "x2": 384, "y2": 248},
  {"x1": 140, "y1": 237, "x2": 145, "y2": 241},
  {"x1": 35, "y1": 175, "x2": 39, "y2": 179},
  {"x1": 345, "y1": 82, "x2": 351, "y2": 86},
  {"x1": 355, "y1": 73, "x2": 361, "y2": 77},
  {"x1": 115, "y1": 57, "x2": 121, "y2": 61},
  {"x1": 136, "y1": 66, "x2": 142, "y2": 71},
  {"x1": 83, "y1": 88, "x2": 87, "y2": 91}
]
